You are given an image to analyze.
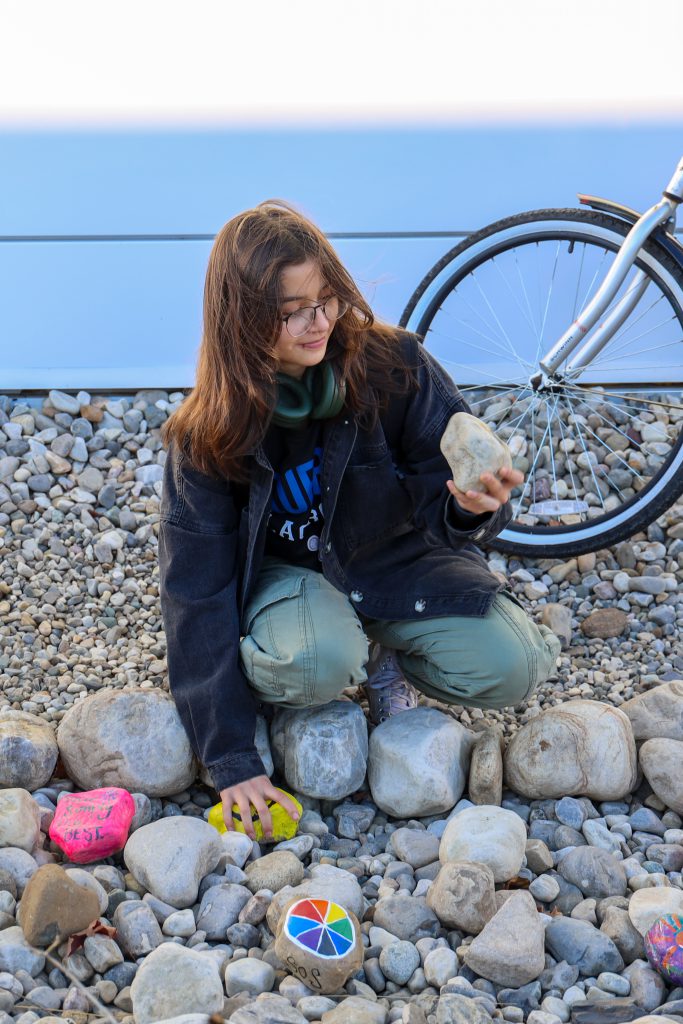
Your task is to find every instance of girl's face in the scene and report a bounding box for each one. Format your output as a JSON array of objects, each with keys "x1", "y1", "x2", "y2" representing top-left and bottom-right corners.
[{"x1": 273, "y1": 259, "x2": 334, "y2": 379}]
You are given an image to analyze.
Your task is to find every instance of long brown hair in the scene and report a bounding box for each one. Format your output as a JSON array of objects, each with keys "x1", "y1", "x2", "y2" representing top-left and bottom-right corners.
[{"x1": 162, "y1": 198, "x2": 419, "y2": 481}]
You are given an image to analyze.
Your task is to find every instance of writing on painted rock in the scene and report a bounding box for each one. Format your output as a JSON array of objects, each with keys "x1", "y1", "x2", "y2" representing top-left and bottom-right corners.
[{"x1": 49, "y1": 786, "x2": 136, "y2": 863}]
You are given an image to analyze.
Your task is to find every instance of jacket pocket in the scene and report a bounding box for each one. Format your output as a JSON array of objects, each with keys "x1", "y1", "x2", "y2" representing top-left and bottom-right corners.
[{"x1": 338, "y1": 458, "x2": 413, "y2": 549}]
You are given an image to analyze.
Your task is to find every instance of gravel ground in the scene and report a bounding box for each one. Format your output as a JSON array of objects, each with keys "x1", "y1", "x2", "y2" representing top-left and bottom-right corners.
[{"x1": 1, "y1": 388, "x2": 683, "y2": 1024}]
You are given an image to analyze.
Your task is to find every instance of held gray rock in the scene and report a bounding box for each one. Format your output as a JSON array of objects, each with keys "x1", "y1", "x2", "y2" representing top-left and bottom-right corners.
[
  {"x1": 130, "y1": 942, "x2": 224, "y2": 1024},
  {"x1": 368, "y1": 708, "x2": 473, "y2": 818},
  {"x1": 504, "y1": 700, "x2": 637, "y2": 800},
  {"x1": 57, "y1": 687, "x2": 197, "y2": 796},
  {"x1": 464, "y1": 890, "x2": 545, "y2": 987},
  {"x1": 124, "y1": 816, "x2": 223, "y2": 909},
  {"x1": 278, "y1": 701, "x2": 368, "y2": 800},
  {"x1": 0, "y1": 711, "x2": 58, "y2": 790},
  {"x1": 440, "y1": 411, "x2": 512, "y2": 493}
]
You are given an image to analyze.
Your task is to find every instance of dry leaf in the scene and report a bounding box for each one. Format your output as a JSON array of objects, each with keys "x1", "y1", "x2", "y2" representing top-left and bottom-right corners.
[{"x1": 65, "y1": 920, "x2": 116, "y2": 958}]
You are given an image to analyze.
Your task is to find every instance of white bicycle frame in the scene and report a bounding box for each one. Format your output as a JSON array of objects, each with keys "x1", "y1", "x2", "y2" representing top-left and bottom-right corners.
[{"x1": 536, "y1": 156, "x2": 683, "y2": 383}]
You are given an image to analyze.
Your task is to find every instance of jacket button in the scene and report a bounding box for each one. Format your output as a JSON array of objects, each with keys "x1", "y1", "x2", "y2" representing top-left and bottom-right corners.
[
  {"x1": 324, "y1": 542, "x2": 331, "y2": 553},
  {"x1": 350, "y1": 590, "x2": 364, "y2": 603},
  {"x1": 415, "y1": 599, "x2": 426, "y2": 612}
]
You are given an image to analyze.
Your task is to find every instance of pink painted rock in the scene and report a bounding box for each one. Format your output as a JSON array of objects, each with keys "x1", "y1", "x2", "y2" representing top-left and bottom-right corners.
[
  {"x1": 645, "y1": 913, "x2": 683, "y2": 985},
  {"x1": 49, "y1": 787, "x2": 135, "y2": 863}
]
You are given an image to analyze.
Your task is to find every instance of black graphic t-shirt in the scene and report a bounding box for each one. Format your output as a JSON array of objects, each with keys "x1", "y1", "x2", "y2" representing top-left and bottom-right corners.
[{"x1": 264, "y1": 420, "x2": 325, "y2": 572}]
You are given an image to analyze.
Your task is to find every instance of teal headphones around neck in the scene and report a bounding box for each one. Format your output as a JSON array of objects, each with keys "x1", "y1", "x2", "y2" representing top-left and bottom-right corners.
[{"x1": 272, "y1": 362, "x2": 346, "y2": 429}]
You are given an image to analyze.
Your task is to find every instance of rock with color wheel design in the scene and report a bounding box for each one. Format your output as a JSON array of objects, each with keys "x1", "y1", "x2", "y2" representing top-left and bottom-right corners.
[
  {"x1": 274, "y1": 896, "x2": 362, "y2": 994},
  {"x1": 645, "y1": 913, "x2": 683, "y2": 985}
]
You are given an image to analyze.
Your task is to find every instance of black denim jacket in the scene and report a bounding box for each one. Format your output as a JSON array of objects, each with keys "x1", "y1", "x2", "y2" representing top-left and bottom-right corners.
[{"x1": 158, "y1": 332, "x2": 513, "y2": 791}]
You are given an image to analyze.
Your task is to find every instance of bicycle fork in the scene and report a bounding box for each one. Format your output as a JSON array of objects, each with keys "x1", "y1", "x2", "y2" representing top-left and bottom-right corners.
[{"x1": 531, "y1": 155, "x2": 683, "y2": 389}]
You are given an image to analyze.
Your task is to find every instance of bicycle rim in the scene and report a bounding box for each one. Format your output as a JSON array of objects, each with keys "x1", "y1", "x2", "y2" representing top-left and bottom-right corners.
[{"x1": 401, "y1": 209, "x2": 683, "y2": 556}]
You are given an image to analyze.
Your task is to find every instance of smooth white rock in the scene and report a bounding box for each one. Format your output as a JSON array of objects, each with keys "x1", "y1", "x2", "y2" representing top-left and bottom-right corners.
[
  {"x1": 439, "y1": 805, "x2": 527, "y2": 883},
  {"x1": 0, "y1": 790, "x2": 41, "y2": 853},
  {"x1": 504, "y1": 700, "x2": 637, "y2": 800}
]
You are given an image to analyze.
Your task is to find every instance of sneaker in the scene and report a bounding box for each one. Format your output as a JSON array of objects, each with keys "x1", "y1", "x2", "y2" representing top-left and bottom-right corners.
[{"x1": 363, "y1": 643, "x2": 418, "y2": 725}]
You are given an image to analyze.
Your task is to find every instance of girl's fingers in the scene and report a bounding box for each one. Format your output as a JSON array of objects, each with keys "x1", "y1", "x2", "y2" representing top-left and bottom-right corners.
[
  {"x1": 235, "y1": 792, "x2": 256, "y2": 840},
  {"x1": 250, "y1": 795, "x2": 274, "y2": 841},
  {"x1": 221, "y1": 793, "x2": 236, "y2": 833},
  {"x1": 267, "y1": 785, "x2": 300, "y2": 822}
]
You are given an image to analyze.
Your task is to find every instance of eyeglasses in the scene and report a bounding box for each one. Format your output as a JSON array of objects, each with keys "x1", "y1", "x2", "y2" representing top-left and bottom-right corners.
[{"x1": 281, "y1": 295, "x2": 349, "y2": 338}]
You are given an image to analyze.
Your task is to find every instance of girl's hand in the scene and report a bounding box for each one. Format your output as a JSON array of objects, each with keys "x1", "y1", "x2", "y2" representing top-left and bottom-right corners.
[
  {"x1": 447, "y1": 466, "x2": 525, "y2": 515},
  {"x1": 220, "y1": 775, "x2": 300, "y2": 842}
]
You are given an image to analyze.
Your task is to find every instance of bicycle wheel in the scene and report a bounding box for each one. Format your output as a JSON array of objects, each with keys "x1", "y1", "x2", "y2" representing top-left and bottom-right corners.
[{"x1": 400, "y1": 208, "x2": 683, "y2": 557}]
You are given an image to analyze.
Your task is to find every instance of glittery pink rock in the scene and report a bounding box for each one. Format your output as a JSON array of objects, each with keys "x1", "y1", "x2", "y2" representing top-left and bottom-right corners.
[
  {"x1": 49, "y1": 787, "x2": 136, "y2": 863},
  {"x1": 645, "y1": 913, "x2": 683, "y2": 985}
]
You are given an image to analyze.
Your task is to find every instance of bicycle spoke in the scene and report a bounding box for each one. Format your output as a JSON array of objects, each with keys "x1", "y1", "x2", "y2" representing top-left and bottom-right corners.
[
  {"x1": 435, "y1": 301, "x2": 534, "y2": 368},
  {"x1": 534, "y1": 240, "x2": 561, "y2": 368},
  {"x1": 571, "y1": 241, "x2": 587, "y2": 323},
  {"x1": 554, "y1": 397, "x2": 583, "y2": 507},
  {"x1": 561, "y1": 390, "x2": 608, "y2": 510},
  {"x1": 582, "y1": 335, "x2": 683, "y2": 371},
  {"x1": 559, "y1": 388, "x2": 646, "y2": 453},
  {"x1": 564, "y1": 383, "x2": 683, "y2": 417},
  {"x1": 471, "y1": 274, "x2": 534, "y2": 378},
  {"x1": 492, "y1": 255, "x2": 539, "y2": 340}
]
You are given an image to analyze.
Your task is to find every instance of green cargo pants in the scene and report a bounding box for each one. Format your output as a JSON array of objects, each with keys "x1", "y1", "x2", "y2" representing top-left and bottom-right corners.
[{"x1": 239, "y1": 556, "x2": 561, "y2": 711}]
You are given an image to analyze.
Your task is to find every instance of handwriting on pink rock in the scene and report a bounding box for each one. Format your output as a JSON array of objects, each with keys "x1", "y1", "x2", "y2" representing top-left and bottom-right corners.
[{"x1": 49, "y1": 787, "x2": 136, "y2": 864}]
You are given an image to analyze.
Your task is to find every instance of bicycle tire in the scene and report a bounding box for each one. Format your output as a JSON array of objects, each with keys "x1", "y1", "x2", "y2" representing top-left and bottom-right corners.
[{"x1": 400, "y1": 208, "x2": 683, "y2": 557}]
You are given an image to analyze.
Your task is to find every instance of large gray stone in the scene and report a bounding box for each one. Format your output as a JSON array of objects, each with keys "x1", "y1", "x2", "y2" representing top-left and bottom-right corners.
[
  {"x1": 464, "y1": 890, "x2": 545, "y2": 987},
  {"x1": 390, "y1": 828, "x2": 440, "y2": 869},
  {"x1": 0, "y1": 789, "x2": 41, "y2": 853},
  {"x1": 130, "y1": 943, "x2": 223, "y2": 1024},
  {"x1": 439, "y1": 805, "x2": 526, "y2": 883},
  {"x1": 57, "y1": 687, "x2": 197, "y2": 796},
  {"x1": 426, "y1": 860, "x2": 496, "y2": 934},
  {"x1": 124, "y1": 817, "x2": 223, "y2": 909},
  {"x1": 195, "y1": 883, "x2": 252, "y2": 940},
  {"x1": 0, "y1": 926, "x2": 46, "y2": 976},
  {"x1": 368, "y1": 708, "x2": 473, "y2": 818},
  {"x1": 113, "y1": 901, "x2": 164, "y2": 958},
  {"x1": 276, "y1": 701, "x2": 368, "y2": 800},
  {"x1": 557, "y1": 847, "x2": 628, "y2": 899},
  {"x1": 0, "y1": 711, "x2": 58, "y2": 790},
  {"x1": 639, "y1": 738, "x2": 683, "y2": 814},
  {"x1": 545, "y1": 917, "x2": 624, "y2": 975},
  {"x1": 504, "y1": 700, "x2": 637, "y2": 800},
  {"x1": 372, "y1": 894, "x2": 439, "y2": 940},
  {"x1": 468, "y1": 728, "x2": 504, "y2": 806},
  {"x1": 440, "y1": 411, "x2": 512, "y2": 493},
  {"x1": 621, "y1": 680, "x2": 683, "y2": 740}
]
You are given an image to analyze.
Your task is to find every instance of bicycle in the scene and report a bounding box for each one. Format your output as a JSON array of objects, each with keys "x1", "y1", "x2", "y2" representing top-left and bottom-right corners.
[{"x1": 400, "y1": 156, "x2": 683, "y2": 557}]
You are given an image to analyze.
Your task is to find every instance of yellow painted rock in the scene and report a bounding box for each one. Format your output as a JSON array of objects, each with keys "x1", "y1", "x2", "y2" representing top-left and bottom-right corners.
[{"x1": 208, "y1": 788, "x2": 302, "y2": 844}]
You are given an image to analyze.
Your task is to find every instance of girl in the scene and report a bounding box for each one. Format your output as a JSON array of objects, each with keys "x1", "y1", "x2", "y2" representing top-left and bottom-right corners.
[{"x1": 159, "y1": 199, "x2": 560, "y2": 842}]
